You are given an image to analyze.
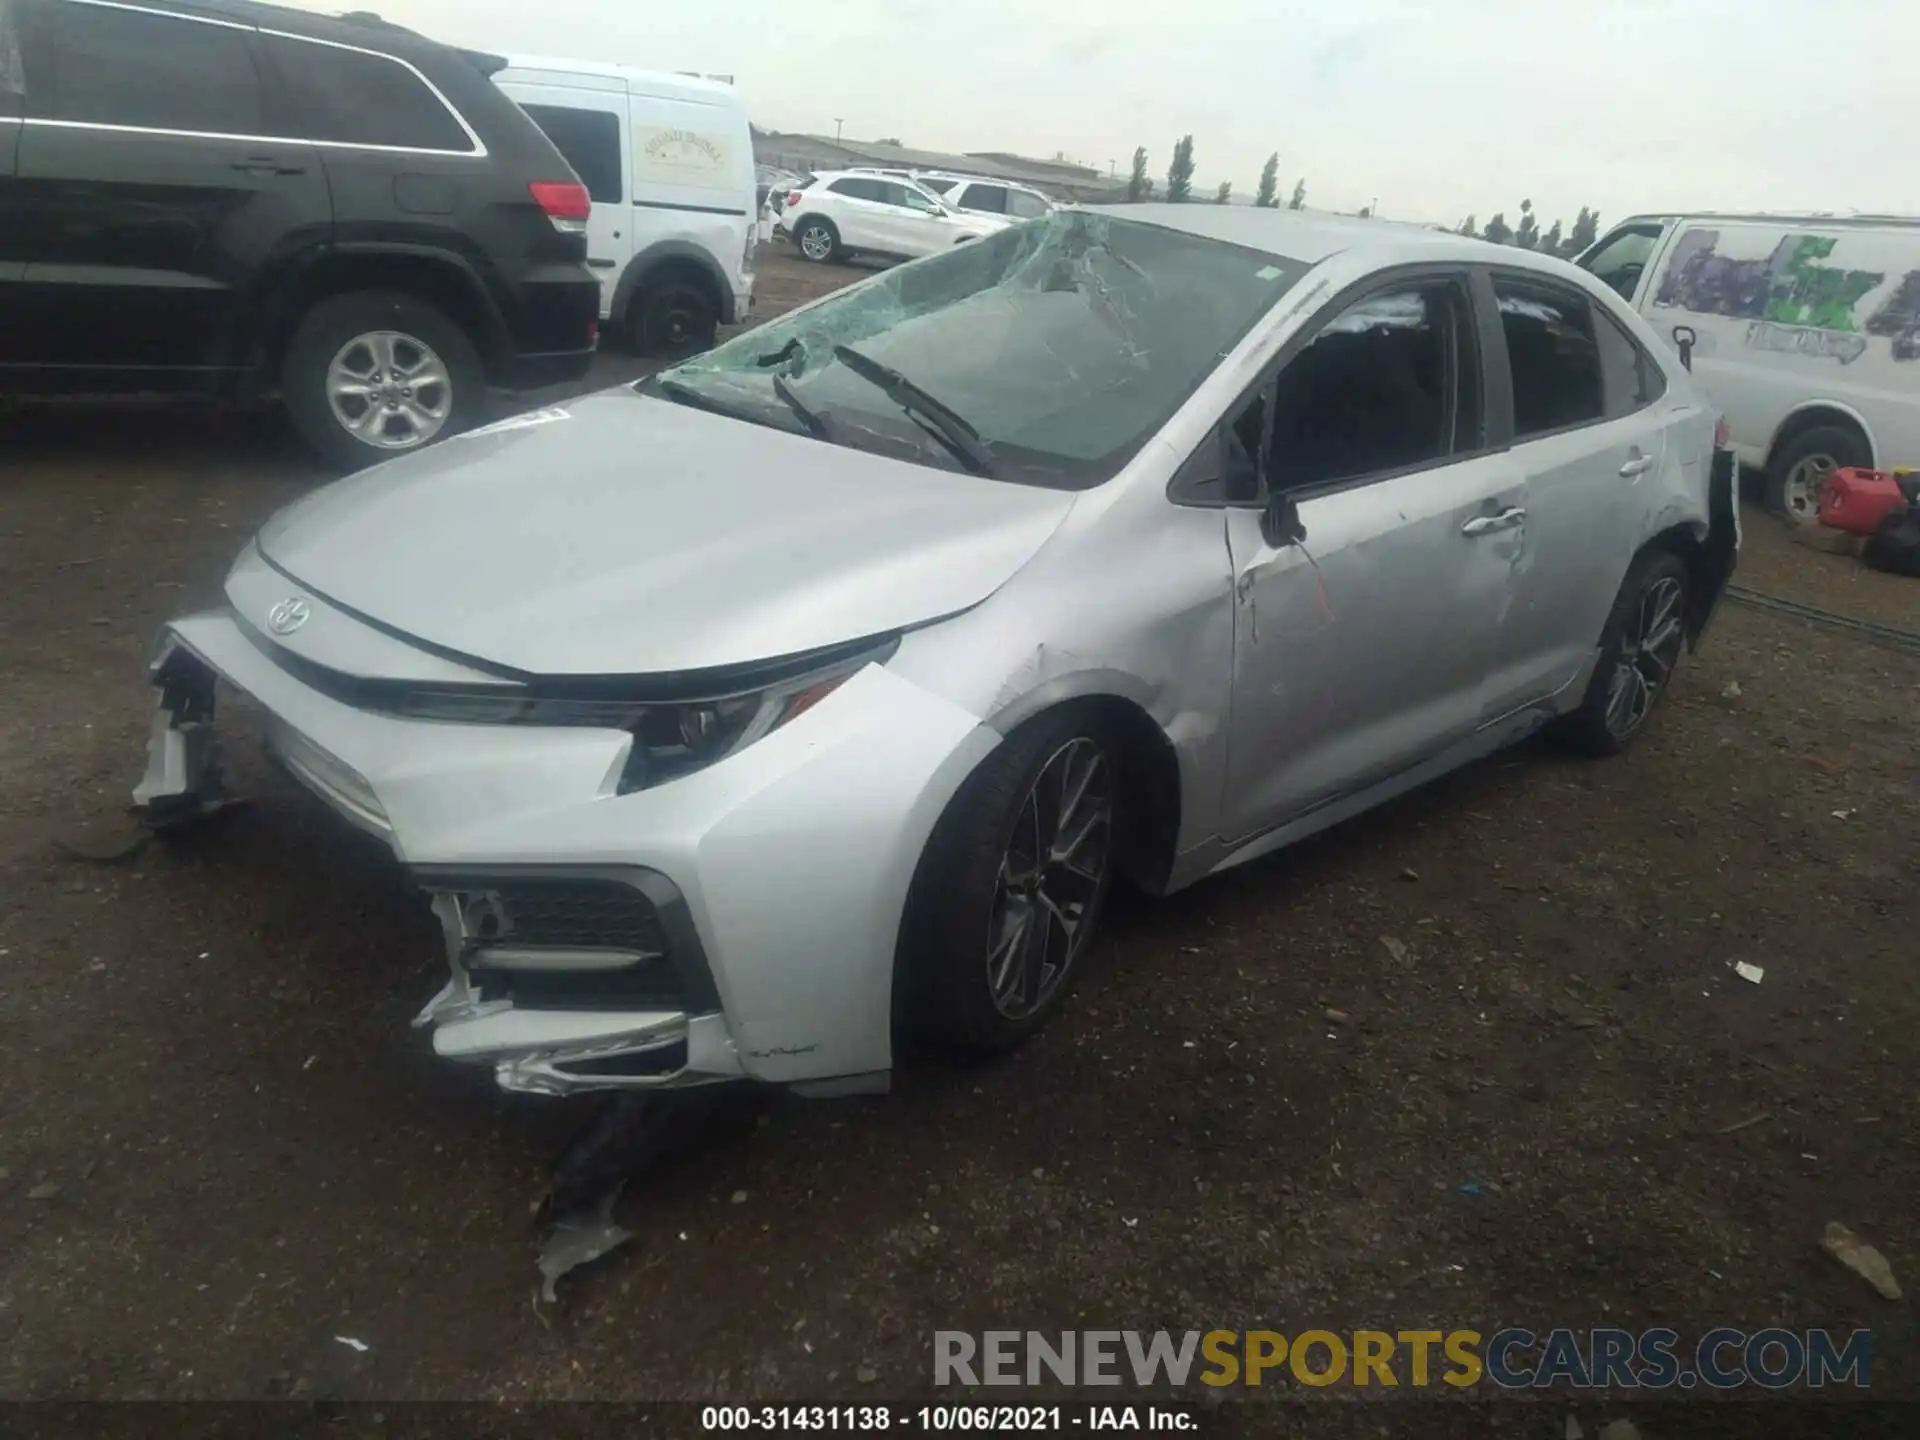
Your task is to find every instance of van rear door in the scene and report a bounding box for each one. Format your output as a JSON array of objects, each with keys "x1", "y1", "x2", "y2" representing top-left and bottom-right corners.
[{"x1": 503, "y1": 79, "x2": 631, "y2": 320}]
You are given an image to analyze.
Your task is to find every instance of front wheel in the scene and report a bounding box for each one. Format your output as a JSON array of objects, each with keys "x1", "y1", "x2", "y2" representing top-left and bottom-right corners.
[
  {"x1": 281, "y1": 292, "x2": 483, "y2": 471},
  {"x1": 900, "y1": 711, "x2": 1118, "y2": 1054},
  {"x1": 631, "y1": 280, "x2": 718, "y2": 360},
  {"x1": 1548, "y1": 550, "x2": 1690, "y2": 757}
]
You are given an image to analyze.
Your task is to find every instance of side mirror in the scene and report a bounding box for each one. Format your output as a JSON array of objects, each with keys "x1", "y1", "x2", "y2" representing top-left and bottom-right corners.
[
  {"x1": 1671, "y1": 324, "x2": 1697, "y2": 372},
  {"x1": 1261, "y1": 490, "x2": 1306, "y2": 548}
]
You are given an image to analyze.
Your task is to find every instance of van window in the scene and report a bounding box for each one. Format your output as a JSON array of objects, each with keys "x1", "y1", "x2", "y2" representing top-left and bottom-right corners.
[
  {"x1": 1579, "y1": 224, "x2": 1664, "y2": 302},
  {"x1": 1493, "y1": 276, "x2": 1605, "y2": 437},
  {"x1": 29, "y1": 1, "x2": 264, "y2": 135},
  {"x1": 519, "y1": 103, "x2": 622, "y2": 203},
  {"x1": 1009, "y1": 190, "x2": 1051, "y2": 219},
  {"x1": 1595, "y1": 310, "x2": 1667, "y2": 416},
  {"x1": 261, "y1": 35, "x2": 472, "y2": 153}
]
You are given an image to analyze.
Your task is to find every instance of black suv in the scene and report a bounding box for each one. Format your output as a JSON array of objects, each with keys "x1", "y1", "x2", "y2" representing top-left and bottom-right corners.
[{"x1": 0, "y1": 0, "x2": 600, "y2": 467}]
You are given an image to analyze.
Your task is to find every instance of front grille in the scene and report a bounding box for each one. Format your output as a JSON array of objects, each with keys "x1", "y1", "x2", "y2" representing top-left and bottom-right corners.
[{"x1": 467, "y1": 878, "x2": 670, "y2": 955}]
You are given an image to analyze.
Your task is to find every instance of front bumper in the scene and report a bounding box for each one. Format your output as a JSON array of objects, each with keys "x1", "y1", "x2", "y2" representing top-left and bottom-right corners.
[{"x1": 133, "y1": 601, "x2": 996, "y2": 1097}]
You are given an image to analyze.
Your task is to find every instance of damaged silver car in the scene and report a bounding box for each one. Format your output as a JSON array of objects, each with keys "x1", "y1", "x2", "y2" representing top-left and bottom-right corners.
[{"x1": 134, "y1": 206, "x2": 1737, "y2": 1099}]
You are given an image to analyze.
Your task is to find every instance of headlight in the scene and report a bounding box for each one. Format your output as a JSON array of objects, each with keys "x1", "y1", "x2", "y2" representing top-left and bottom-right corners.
[{"x1": 374, "y1": 639, "x2": 895, "y2": 794}]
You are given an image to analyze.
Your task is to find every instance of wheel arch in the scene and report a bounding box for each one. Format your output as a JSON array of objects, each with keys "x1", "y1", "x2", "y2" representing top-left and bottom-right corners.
[
  {"x1": 260, "y1": 246, "x2": 510, "y2": 386},
  {"x1": 612, "y1": 240, "x2": 734, "y2": 328},
  {"x1": 1763, "y1": 401, "x2": 1878, "y2": 471}
]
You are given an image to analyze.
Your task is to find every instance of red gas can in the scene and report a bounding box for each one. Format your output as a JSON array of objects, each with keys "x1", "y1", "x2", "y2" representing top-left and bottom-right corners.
[{"x1": 1819, "y1": 468, "x2": 1908, "y2": 535}]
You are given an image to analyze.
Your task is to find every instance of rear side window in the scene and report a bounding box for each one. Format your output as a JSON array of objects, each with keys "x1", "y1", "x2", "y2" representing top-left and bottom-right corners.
[
  {"x1": 1009, "y1": 189, "x2": 1050, "y2": 219},
  {"x1": 1493, "y1": 276, "x2": 1605, "y2": 437},
  {"x1": 829, "y1": 176, "x2": 881, "y2": 200},
  {"x1": 26, "y1": 2, "x2": 264, "y2": 134},
  {"x1": 917, "y1": 176, "x2": 956, "y2": 194},
  {"x1": 1594, "y1": 309, "x2": 1668, "y2": 416},
  {"x1": 518, "y1": 103, "x2": 621, "y2": 202},
  {"x1": 260, "y1": 35, "x2": 472, "y2": 153},
  {"x1": 959, "y1": 184, "x2": 1009, "y2": 214}
]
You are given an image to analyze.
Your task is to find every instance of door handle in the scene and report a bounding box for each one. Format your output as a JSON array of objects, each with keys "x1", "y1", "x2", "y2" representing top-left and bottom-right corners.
[
  {"x1": 232, "y1": 158, "x2": 306, "y2": 176},
  {"x1": 588, "y1": 258, "x2": 616, "y2": 269},
  {"x1": 1461, "y1": 506, "x2": 1526, "y2": 536},
  {"x1": 1619, "y1": 452, "x2": 1656, "y2": 477}
]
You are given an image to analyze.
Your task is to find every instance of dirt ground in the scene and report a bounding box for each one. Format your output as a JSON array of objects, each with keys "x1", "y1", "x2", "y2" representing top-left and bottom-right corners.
[{"x1": 2, "y1": 246, "x2": 1917, "y2": 1426}]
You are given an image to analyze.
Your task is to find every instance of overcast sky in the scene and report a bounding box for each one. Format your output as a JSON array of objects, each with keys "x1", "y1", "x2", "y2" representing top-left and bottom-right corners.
[{"x1": 296, "y1": 0, "x2": 1917, "y2": 230}]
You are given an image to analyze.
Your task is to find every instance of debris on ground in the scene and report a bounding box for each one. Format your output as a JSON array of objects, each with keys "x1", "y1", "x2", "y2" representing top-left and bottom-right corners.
[
  {"x1": 1564, "y1": 1418, "x2": 1584, "y2": 1440},
  {"x1": 1714, "y1": 1111, "x2": 1771, "y2": 1136},
  {"x1": 730, "y1": 1190, "x2": 748, "y2": 1205},
  {"x1": 51, "y1": 817, "x2": 149, "y2": 864},
  {"x1": 1379, "y1": 935, "x2": 1409, "y2": 965},
  {"x1": 1821, "y1": 1221, "x2": 1904, "y2": 1300},
  {"x1": 332, "y1": 1336, "x2": 370, "y2": 1354},
  {"x1": 1324, "y1": 1008, "x2": 1351, "y2": 1025},
  {"x1": 1804, "y1": 754, "x2": 1842, "y2": 773},
  {"x1": 856, "y1": 1363, "x2": 878, "y2": 1384},
  {"x1": 27, "y1": 1182, "x2": 61, "y2": 1201},
  {"x1": 1734, "y1": 961, "x2": 1765, "y2": 985},
  {"x1": 1458, "y1": 1181, "x2": 1485, "y2": 1198},
  {"x1": 1832, "y1": 808, "x2": 1857, "y2": 820},
  {"x1": 536, "y1": 1183, "x2": 633, "y2": 1305},
  {"x1": 1399, "y1": 867, "x2": 1420, "y2": 882},
  {"x1": 1721, "y1": 680, "x2": 1743, "y2": 699}
]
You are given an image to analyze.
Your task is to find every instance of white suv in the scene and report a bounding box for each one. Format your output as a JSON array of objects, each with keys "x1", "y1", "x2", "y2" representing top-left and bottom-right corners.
[
  {"x1": 782, "y1": 171, "x2": 1004, "y2": 264},
  {"x1": 914, "y1": 173, "x2": 1056, "y2": 223}
]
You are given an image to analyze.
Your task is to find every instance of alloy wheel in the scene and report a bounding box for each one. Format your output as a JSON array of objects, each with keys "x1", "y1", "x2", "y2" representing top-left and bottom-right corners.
[
  {"x1": 325, "y1": 330, "x2": 453, "y2": 450},
  {"x1": 1604, "y1": 575, "x2": 1685, "y2": 740},
  {"x1": 799, "y1": 225, "x2": 833, "y2": 261},
  {"x1": 985, "y1": 737, "x2": 1113, "y2": 1021},
  {"x1": 1782, "y1": 453, "x2": 1837, "y2": 524}
]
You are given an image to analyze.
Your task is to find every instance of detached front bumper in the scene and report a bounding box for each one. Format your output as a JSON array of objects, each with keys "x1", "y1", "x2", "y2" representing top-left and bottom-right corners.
[{"x1": 133, "y1": 602, "x2": 996, "y2": 1098}]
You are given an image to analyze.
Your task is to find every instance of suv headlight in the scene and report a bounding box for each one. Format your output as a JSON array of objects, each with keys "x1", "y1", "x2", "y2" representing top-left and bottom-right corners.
[{"x1": 380, "y1": 639, "x2": 895, "y2": 794}]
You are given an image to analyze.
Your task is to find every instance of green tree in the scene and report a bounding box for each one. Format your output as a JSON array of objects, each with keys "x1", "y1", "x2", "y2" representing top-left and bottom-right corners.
[
  {"x1": 1166, "y1": 134, "x2": 1195, "y2": 203},
  {"x1": 1565, "y1": 206, "x2": 1601, "y2": 256},
  {"x1": 1215, "y1": 179, "x2": 1233, "y2": 205},
  {"x1": 1482, "y1": 211, "x2": 1512, "y2": 245},
  {"x1": 1357, "y1": 205, "x2": 1373, "y2": 218},
  {"x1": 1288, "y1": 177, "x2": 1306, "y2": 210},
  {"x1": 874, "y1": 137, "x2": 903, "y2": 147},
  {"x1": 1254, "y1": 152, "x2": 1279, "y2": 208},
  {"x1": 1514, "y1": 198, "x2": 1539, "y2": 250},
  {"x1": 1125, "y1": 146, "x2": 1151, "y2": 203},
  {"x1": 1457, "y1": 213, "x2": 1477, "y2": 236},
  {"x1": 1541, "y1": 218, "x2": 1563, "y2": 256}
]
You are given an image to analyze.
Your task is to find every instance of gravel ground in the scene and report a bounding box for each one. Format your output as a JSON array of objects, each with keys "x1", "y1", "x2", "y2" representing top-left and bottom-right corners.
[{"x1": 1, "y1": 247, "x2": 1916, "y2": 1423}]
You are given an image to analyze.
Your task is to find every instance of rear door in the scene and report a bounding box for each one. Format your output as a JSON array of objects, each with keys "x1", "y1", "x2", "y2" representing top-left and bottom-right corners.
[
  {"x1": 824, "y1": 175, "x2": 888, "y2": 250},
  {"x1": 875, "y1": 178, "x2": 947, "y2": 256},
  {"x1": 1476, "y1": 270, "x2": 1664, "y2": 720},
  {"x1": 511, "y1": 89, "x2": 629, "y2": 318},
  {"x1": 5, "y1": 0, "x2": 326, "y2": 379}
]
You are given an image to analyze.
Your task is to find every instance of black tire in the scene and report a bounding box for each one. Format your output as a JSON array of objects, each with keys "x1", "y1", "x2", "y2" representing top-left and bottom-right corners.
[
  {"x1": 630, "y1": 278, "x2": 719, "y2": 360},
  {"x1": 793, "y1": 215, "x2": 839, "y2": 264},
  {"x1": 1547, "y1": 550, "x2": 1691, "y2": 757},
  {"x1": 900, "y1": 708, "x2": 1119, "y2": 1055},
  {"x1": 1765, "y1": 423, "x2": 1870, "y2": 527},
  {"x1": 281, "y1": 291, "x2": 484, "y2": 472}
]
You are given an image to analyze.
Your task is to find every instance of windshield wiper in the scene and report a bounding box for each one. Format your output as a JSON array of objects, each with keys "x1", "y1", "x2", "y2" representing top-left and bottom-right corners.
[
  {"x1": 830, "y1": 344, "x2": 995, "y2": 476},
  {"x1": 771, "y1": 373, "x2": 831, "y2": 441}
]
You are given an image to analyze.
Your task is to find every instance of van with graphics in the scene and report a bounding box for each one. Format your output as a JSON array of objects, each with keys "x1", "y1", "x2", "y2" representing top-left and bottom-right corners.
[
  {"x1": 1577, "y1": 214, "x2": 1920, "y2": 524},
  {"x1": 494, "y1": 58, "x2": 755, "y2": 359}
]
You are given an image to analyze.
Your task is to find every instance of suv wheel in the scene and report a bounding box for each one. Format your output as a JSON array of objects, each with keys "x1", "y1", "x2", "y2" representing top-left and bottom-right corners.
[
  {"x1": 794, "y1": 217, "x2": 839, "y2": 263},
  {"x1": 631, "y1": 280, "x2": 719, "y2": 360},
  {"x1": 282, "y1": 292, "x2": 483, "y2": 470}
]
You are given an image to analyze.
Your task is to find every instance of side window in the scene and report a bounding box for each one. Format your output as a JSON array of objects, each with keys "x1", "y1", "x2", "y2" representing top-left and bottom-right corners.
[
  {"x1": 960, "y1": 184, "x2": 1009, "y2": 214},
  {"x1": 259, "y1": 35, "x2": 472, "y2": 153},
  {"x1": 1594, "y1": 309, "x2": 1668, "y2": 417},
  {"x1": 898, "y1": 185, "x2": 938, "y2": 213},
  {"x1": 28, "y1": 2, "x2": 264, "y2": 135},
  {"x1": 1493, "y1": 277, "x2": 1605, "y2": 437},
  {"x1": 1009, "y1": 189, "x2": 1050, "y2": 219},
  {"x1": 518, "y1": 103, "x2": 621, "y2": 203},
  {"x1": 1578, "y1": 225, "x2": 1662, "y2": 302},
  {"x1": 829, "y1": 176, "x2": 878, "y2": 200},
  {"x1": 1263, "y1": 279, "x2": 1480, "y2": 493}
]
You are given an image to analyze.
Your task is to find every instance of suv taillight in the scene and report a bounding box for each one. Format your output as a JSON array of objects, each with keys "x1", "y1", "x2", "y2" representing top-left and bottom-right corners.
[
  {"x1": 1714, "y1": 416, "x2": 1731, "y2": 449},
  {"x1": 530, "y1": 181, "x2": 591, "y2": 232},
  {"x1": 785, "y1": 190, "x2": 803, "y2": 209}
]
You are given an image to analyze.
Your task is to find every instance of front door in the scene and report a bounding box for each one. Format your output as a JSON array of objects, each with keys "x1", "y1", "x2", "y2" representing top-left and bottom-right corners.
[
  {"x1": 875, "y1": 178, "x2": 946, "y2": 258},
  {"x1": 4, "y1": 0, "x2": 326, "y2": 379},
  {"x1": 1219, "y1": 273, "x2": 1523, "y2": 841},
  {"x1": 513, "y1": 91, "x2": 630, "y2": 320}
]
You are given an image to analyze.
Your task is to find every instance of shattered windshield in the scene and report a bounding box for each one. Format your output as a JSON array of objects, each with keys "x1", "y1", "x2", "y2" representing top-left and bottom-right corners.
[{"x1": 643, "y1": 211, "x2": 1309, "y2": 489}]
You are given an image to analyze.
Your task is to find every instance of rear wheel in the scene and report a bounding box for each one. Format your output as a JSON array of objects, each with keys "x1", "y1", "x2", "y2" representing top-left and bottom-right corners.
[
  {"x1": 1548, "y1": 550, "x2": 1690, "y2": 757},
  {"x1": 794, "y1": 216, "x2": 839, "y2": 263},
  {"x1": 901, "y1": 710, "x2": 1118, "y2": 1054},
  {"x1": 281, "y1": 291, "x2": 483, "y2": 471},
  {"x1": 630, "y1": 279, "x2": 718, "y2": 360},
  {"x1": 1766, "y1": 423, "x2": 1870, "y2": 527}
]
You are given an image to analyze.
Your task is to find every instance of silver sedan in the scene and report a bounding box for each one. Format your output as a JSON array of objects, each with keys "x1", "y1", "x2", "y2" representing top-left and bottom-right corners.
[{"x1": 134, "y1": 205, "x2": 1737, "y2": 1099}]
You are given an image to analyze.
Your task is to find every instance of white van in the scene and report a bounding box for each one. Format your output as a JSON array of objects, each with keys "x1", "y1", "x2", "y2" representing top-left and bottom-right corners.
[
  {"x1": 493, "y1": 58, "x2": 756, "y2": 359},
  {"x1": 1576, "y1": 214, "x2": 1920, "y2": 524}
]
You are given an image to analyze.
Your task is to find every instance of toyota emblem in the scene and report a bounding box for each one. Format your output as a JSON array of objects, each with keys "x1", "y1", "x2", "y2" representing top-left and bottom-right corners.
[{"x1": 266, "y1": 597, "x2": 310, "y2": 635}]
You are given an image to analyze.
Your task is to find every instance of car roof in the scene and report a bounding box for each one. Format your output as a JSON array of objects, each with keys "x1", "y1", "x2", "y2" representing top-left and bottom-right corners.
[
  {"x1": 134, "y1": 0, "x2": 437, "y2": 48},
  {"x1": 1612, "y1": 211, "x2": 1920, "y2": 229},
  {"x1": 1101, "y1": 204, "x2": 1587, "y2": 277},
  {"x1": 498, "y1": 54, "x2": 739, "y2": 103}
]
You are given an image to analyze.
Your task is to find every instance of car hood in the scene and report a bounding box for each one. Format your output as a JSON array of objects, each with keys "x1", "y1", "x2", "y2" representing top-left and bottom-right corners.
[{"x1": 256, "y1": 387, "x2": 1076, "y2": 677}]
